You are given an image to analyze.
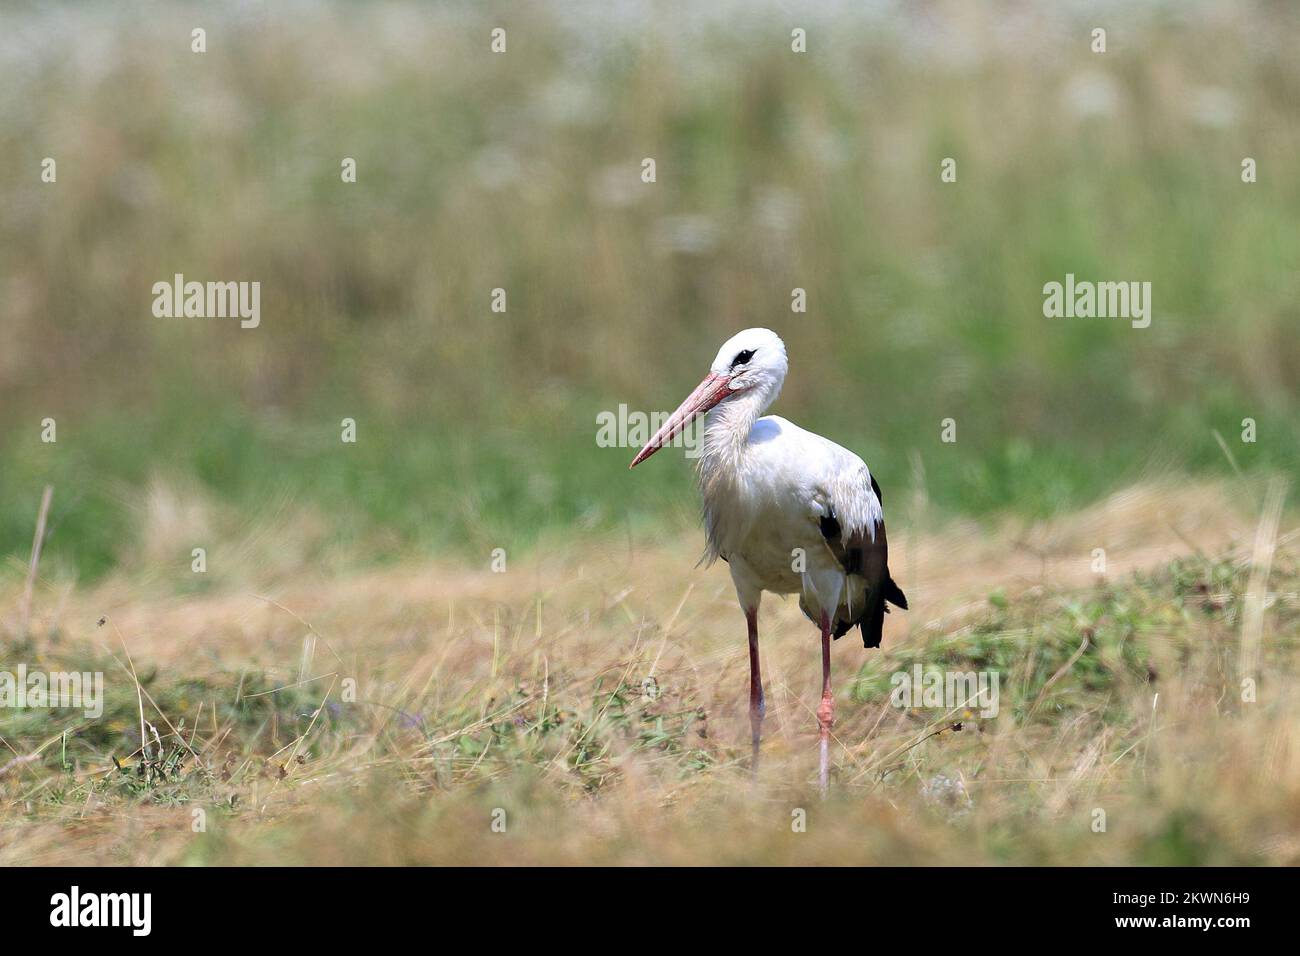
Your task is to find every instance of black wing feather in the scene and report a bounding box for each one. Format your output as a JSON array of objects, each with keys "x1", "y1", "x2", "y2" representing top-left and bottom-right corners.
[{"x1": 817, "y1": 484, "x2": 908, "y2": 648}]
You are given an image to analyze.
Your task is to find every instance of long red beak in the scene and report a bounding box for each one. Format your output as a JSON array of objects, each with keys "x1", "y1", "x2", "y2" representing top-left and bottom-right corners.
[{"x1": 629, "y1": 373, "x2": 731, "y2": 468}]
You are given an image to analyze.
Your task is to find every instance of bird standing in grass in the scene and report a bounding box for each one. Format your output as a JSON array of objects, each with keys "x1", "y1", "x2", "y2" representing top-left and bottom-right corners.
[{"x1": 630, "y1": 328, "x2": 907, "y2": 792}]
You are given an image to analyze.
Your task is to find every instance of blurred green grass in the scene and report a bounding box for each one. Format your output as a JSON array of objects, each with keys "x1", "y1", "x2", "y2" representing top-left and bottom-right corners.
[{"x1": 2, "y1": 1, "x2": 1297, "y2": 580}]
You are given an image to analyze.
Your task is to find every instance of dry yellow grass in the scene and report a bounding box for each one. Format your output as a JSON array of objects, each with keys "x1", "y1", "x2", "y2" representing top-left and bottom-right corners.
[{"x1": 2, "y1": 477, "x2": 1297, "y2": 865}]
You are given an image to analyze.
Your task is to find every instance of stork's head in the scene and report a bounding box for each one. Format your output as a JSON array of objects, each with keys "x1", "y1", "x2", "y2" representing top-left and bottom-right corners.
[{"x1": 629, "y1": 328, "x2": 787, "y2": 468}]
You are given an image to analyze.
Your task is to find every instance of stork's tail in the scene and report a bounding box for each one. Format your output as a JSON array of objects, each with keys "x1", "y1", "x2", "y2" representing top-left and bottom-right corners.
[{"x1": 856, "y1": 574, "x2": 908, "y2": 649}]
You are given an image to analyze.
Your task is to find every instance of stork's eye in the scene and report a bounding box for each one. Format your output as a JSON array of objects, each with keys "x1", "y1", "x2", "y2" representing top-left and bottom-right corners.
[{"x1": 731, "y1": 349, "x2": 756, "y2": 368}]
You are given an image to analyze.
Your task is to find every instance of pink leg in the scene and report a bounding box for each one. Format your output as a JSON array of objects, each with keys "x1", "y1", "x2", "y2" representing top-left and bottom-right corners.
[
  {"x1": 747, "y1": 608, "x2": 765, "y2": 779},
  {"x1": 817, "y1": 614, "x2": 834, "y2": 796}
]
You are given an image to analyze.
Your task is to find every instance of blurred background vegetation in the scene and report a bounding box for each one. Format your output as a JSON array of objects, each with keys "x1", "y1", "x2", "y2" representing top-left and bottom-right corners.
[{"x1": 1, "y1": 0, "x2": 1297, "y2": 584}]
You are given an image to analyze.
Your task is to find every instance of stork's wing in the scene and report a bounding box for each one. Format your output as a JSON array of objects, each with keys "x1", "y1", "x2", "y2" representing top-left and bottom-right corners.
[{"x1": 818, "y1": 462, "x2": 908, "y2": 648}]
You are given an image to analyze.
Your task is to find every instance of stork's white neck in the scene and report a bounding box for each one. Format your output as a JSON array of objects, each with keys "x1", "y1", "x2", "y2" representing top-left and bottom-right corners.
[
  {"x1": 694, "y1": 381, "x2": 779, "y2": 564},
  {"x1": 698, "y1": 382, "x2": 776, "y2": 478}
]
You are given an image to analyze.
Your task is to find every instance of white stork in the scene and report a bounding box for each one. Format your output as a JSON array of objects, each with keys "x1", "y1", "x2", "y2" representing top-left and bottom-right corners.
[{"x1": 629, "y1": 328, "x2": 907, "y2": 791}]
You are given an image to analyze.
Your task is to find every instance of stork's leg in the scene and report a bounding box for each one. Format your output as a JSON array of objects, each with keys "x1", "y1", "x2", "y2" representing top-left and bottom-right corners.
[
  {"x1": 746, "y1": 607, "x2": 765, "y2": 779},
  {"x1": 817, "y1": 613, "x2": 834, "y2": 796}
]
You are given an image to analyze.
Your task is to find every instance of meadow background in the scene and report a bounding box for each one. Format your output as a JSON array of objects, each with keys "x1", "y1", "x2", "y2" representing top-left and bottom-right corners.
[
  {"x1": 2, "y1": 0, "x2": 1297, "y2": 582},
  {"x1": 1, "y1": 0, "x2": 1298, "y2": 865}
]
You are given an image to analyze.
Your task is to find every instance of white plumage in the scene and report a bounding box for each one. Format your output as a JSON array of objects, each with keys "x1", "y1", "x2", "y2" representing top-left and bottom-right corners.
[{"x1": 630, "y1": 328, "x2": 907, "y2": 791}]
